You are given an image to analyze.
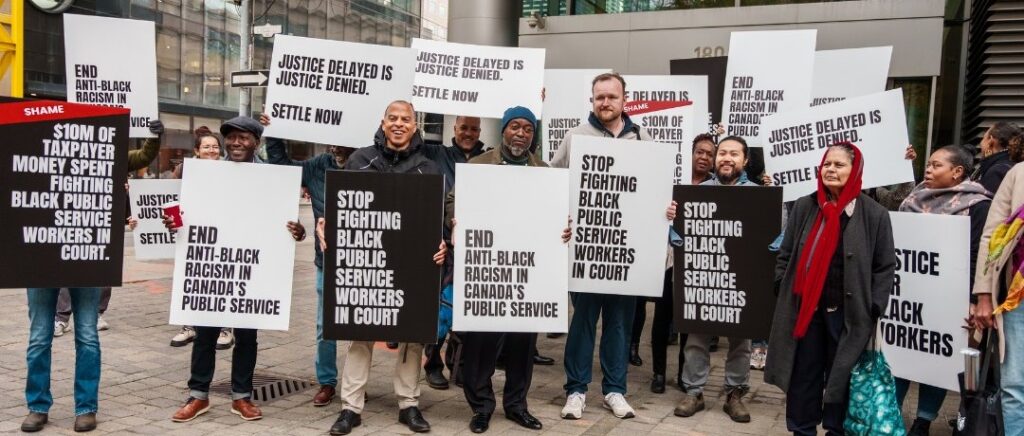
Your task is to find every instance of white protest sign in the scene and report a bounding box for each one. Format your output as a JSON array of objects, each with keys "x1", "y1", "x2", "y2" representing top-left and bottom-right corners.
[
  {"x1": 128, "y1": 179, "x2": 181, "y2": 260},
  {"x1": 812, "y1": 47, "x2": 892, "y2": 106},
  {"x1": 63, "y1": 14, "x2": 158, "y2": 138},
  {"x1": 169, "y1": 159, "x2": 302, "y2": 331},
  {"x1": 542, "y1": 69, "x2": 610, "y2": 163},
  {"x1": 624, "y1": 75, "x2": 708, "y2": 185},
  {"x1": 721, "y1": 30, "x2": 816, "y2": 146},
  {"x1": 412, "y1": 38, "x2": 545, "y2": 118},
  {"x1": 453, "y1": 164, "x2": 569, "y2": 333},
  {"x1": 569, "y1": 136, "x2": 674, "y2": 297},
  {"x1": 263, "y1": 35, "x2": 416, "y2": 147},
  {"x1": 762, "y1": 89, "x2": 913, "y2": 202},
  {"x1": 882, "y1": 212, "x2": 970, "y2": 391}
]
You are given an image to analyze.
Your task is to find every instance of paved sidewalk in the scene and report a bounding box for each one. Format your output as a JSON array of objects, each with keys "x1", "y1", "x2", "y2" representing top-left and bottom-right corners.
[{"x1": 0, "y1": 207, "x2": 955, "y2": 435}]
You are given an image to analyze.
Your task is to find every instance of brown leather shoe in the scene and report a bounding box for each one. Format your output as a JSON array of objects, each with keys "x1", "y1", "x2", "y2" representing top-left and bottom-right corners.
[
  {"x1": 231, "y1": 398, "x2": 263, "y2": 421},
  {"x1": 313, "y1": 385, "x2": 336, "y2": 407},
  {"x1": 723, "y1": 390, "x2": 751, "y2": 423},
  {"x1": 20, "y1": 412, "x2": 48, "y2": 432},
  {"x1": 73, "y1": 413, "x2": 97, "y2": 432},
  {"x1": 172, "y1": 398, "x2": 210, "y2": 422}
]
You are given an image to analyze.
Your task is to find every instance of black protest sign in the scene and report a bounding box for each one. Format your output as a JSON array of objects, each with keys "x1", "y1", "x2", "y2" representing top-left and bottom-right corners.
[
  {"x1": 0, "y1": 98, "x2": 129, "y2": 288},
  {"x1": 670, "y1": 56, "x2": 726, "y2": 130},
  {"x1": 673, "y1": 185, "x2": 781, "y2": 338},
  {"x1": 324, "y1": 170, "x2": 443, "y2": 343}
]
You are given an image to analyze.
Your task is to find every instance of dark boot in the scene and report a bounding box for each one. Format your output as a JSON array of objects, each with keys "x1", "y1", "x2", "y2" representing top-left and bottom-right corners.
[
  {"x1": 628, "y1": 343, "x2": 642, "y2": 367},
  {"x1": 908, "y1": 418, "x2": 931, "y2": 436},
  {"x1": 20, "y1": 413, "x2": 48, "y2": 432},
  {"x1": 650, "y1": 374, "x2": 666, "y2": 393}
]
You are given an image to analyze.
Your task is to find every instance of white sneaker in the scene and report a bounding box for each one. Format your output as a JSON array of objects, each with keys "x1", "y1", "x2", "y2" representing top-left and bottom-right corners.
[
  {"x1": 96, "y1": 316, "x2": 109, "y2": 331},
  {"x1": 170, "y1": 326, "x2": 196, "y2": 347},
  {"x1": 54, "y1": 320, "x2": 70, "y2": 337},
  {"x1": 216, "y1": 329, "x2": 235, "y2": 350},
  {"x1": 603, "y1": 393, "x2": 635, "y2": 419},
  {"x1": 750, "y1": 346, "x2": 767, "y2": 370},
  {"x1": 560, "y1": 392, "x2": 586, "y2": 419}
]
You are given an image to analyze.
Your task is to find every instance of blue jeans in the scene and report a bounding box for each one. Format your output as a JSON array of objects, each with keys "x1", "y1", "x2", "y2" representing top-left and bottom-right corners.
[
  {"x1": 315, "y1": 267, "x2": 338, "y2": 386},
  {"x1": 563, "y1": 292, "x2": 636, "y2": 396},
  {"x1": 26, "y1": 288, "x2": 101, "y2": 416},
  {"x1": 894, "y1": 378, "x2": 946, "y2": 421},
  {"x1": 1002, "y1": 307, "x2": 1024, "y2": 434}
]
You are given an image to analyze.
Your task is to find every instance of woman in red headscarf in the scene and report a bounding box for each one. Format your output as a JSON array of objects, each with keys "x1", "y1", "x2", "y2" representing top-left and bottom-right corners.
[{"x1": 764, "y1": 142, "x2": 897, "y2": 436}]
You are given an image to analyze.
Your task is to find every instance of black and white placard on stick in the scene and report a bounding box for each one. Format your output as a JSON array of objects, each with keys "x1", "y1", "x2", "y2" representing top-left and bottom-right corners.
[
  {"x1": 63, "y1": 14, "x2": 158, "y2": 138},
  {"x1": 453, "y1": 164, "x2": 570, "y2": 333},
  {"x1": 128, "y1": 179, "x2": 181, "y2": 260},
  {"x1": 323, "y1": 171, "x2": 443, "y2": 343},
  {"x1": 263, "y1": 35, "x2": 415, "y2": 147},
  {"x1": 169, "y1": 159, "x2": 301, "y2": 331},
  {"x1": 812, "y1": 46, "x2": 892, "y2": 106},
  {"x1": 882, "y1": 212, "x2": 969, "y2": 391},
  {"x1": 673, "y1": 185, "x2": 782, "y2": 338},
  {"x1": 0, "y1": 98, "x2": 129, "y2": 288},
  {"x1": 721, "y1": 30, "x2": 816, "y2": 146},
  {"x1": 670, "y1": 56, "x2": 727, "y2": 134},
  {"x1": 568, "y1": 136, "x2": 674, "y2": 297},
  {"x1": 762, "y1": 89, "x2": 913, "y2": 202},
  {"x1": 411, "y1": 38, "x2": 545, "y2": 118}
]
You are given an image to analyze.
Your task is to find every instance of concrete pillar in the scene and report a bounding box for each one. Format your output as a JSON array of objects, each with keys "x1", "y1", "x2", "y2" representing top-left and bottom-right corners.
[{"x1": 444, "y1": 0, "x2": 521, "y2": 148}]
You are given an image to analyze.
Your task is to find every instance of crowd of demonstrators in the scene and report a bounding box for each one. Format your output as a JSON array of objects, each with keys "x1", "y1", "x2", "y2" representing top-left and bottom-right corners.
[
  {"x1": 167, "y1": 126, "x2": 236, "y2": 350},
  {"x1": 894, "y1": 145, "x2": 992, "y2": 434},
  {"x1": 22, "y1": 65, "x2": 1024, "y2": 436},
  {"x1": 166, "y1": 116, "x2": 308, "y2": 424}
]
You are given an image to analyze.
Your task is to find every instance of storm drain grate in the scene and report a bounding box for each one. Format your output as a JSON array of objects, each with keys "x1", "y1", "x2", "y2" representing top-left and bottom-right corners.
[{"x1": 209, "y1": 372, "x2": 313, "y2": 404}]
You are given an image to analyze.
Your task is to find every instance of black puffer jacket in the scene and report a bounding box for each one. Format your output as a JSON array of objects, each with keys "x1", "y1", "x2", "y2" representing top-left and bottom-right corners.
[{"x1": 344, "y1": 128, "x2": 441, "y2": 175}]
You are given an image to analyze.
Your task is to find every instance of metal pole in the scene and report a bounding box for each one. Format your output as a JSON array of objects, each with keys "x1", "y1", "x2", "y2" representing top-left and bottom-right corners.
[{"x1": 239, "y1": 0, "x2": 251, "y2": 116}]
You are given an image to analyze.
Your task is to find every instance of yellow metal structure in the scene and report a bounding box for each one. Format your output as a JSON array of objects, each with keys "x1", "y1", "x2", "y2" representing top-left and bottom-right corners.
[{"x1": 0, "y1": 0, "x2": 23, "y2": 97}]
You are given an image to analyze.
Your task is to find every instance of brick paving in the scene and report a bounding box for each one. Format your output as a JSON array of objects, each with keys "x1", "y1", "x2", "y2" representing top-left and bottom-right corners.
[{"x1": 0, "y1": 206, "x2": 955, "y2": 435}]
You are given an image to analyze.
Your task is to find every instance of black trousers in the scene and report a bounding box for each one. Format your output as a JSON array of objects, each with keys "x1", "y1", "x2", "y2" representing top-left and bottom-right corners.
[
  {"x1": 651, "y1": 269, "x2": 686, "y2": 376},
  {"x1": 188, "y1": 327, "x2": 258, "y2": 397},
  {"x1": 461, "y1": 331, "x2": 536, "y2": 415},
  {"x1": 630, "y1": 297, "x2": 647, "y2": 345},
  {"x1": 424, "y1": 332, "x2": 461, "y2": 374},
  {"x1": 786, "y1": 307, "x2": 846, "y2": 436}
]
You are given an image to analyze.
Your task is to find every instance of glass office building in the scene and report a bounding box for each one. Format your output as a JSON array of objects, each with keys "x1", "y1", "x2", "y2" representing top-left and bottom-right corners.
[{"x1": 25, "y1": 0, "x2": 433, "y2": 177}]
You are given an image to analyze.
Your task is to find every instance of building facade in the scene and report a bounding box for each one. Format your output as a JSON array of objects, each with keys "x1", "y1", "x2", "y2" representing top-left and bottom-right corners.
[
  {"x1": 518, "y1": 0, "x2": 966, "y2": 179},
  {"x1": 25, "y1": 0, "x2": 436, "y2": 177}
]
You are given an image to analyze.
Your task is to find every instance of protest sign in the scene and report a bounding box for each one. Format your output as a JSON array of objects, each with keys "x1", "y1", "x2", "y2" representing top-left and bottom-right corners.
[
  {"x1": 128, "y1": 179, "x2": 181, "y2": 260},
  {"x1": 0, "y1": 98, "x2": 129, "y2": 288},
  {"x1": 169, "y1": 159, "x2": 301, "y2": 331},
  {"x1": 453, "y1": 164, "x2": 569, "y2": 333},
  {"x1": 812, "y1": 47, "x2": 892, "y2": 106},
  {"x1": 721, "y1": 30, "x2": 816, "y2": 146},
  {"x1": 263, "y1": 35, "x2": 416, "y2": 147},
  {"x1": 762, "y1": 89, "x2": 913, "y2": 202},
  {"x1": 673, "y1": 185, "x2": 781, "y2": 338},
  {"x1": 323, "y1": 171, "x2": 443, "y2": 343},
  {"x1": 63, "y1": 14, "x2": 158, "y2": 138},
  {"x1": 670, "y1": 56, "x2": 727, "y2": 131},
  {"x1": 542, "y1": 68, "x2": 610, "y2": 162},
  {"x1": 569, "y1": 136, "x2": 674, "y2": 297},
  {"x1": 412, "y1": 38, "x2": 545, "y2": 118},
  {"x1": 882, "y1": 212, "x2": 970, "y2": 391},
  {"x1": 624, "y1": 75, "x2": 708, "y2": 185}
]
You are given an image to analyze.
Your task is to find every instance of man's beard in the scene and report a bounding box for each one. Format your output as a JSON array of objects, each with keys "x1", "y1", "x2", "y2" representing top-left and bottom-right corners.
[
  {"x1": 716, "y1": 166, "x2": 740, "y2": 184},
  {"x1": 508, "y1": 143, "x2": 528, "y2": 157}
]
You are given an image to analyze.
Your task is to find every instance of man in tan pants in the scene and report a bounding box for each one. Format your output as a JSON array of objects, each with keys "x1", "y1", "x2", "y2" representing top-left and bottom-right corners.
[{"x1": 323, "y1": 100, "x2": 446, "y2": 435}]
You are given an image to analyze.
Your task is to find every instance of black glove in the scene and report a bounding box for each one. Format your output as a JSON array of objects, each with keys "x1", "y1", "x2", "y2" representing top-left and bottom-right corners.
[{"x1": 148, "y1": 119, "x2": 165, "y2": 135}]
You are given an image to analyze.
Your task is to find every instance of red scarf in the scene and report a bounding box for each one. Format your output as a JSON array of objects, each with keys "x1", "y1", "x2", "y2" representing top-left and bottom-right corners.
[{"x1": 792, "y1": 142, "x2": 864, "y2": 338}]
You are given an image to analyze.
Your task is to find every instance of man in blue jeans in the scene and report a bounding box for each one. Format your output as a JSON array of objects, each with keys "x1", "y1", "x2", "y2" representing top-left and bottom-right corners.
[
  {"x1": 22, "y1": 287, "x2": 102, "y2": 433},
  {"x1": 549, "y1": 72, "x2": 677, "y2": 420}
]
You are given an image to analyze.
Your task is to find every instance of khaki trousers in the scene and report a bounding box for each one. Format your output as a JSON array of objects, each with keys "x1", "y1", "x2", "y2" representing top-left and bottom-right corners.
[{"x1": 339, "y1": 341, "x2": 423, "y2": 413}]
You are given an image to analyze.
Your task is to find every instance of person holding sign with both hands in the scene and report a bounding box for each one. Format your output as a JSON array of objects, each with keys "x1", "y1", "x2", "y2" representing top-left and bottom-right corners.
[
  {"x1": 442, "y1": 106, "x2": 570, "y2": 433},
  {"x1": 765, "y1": 142, "x2": 897, "y2": 436},
  {"x1": 324, "y1": 100, "x2": 447, "y2": 436},
  {"x1": 165, "y1": 116, "x2": 308, "y2": 424}
]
